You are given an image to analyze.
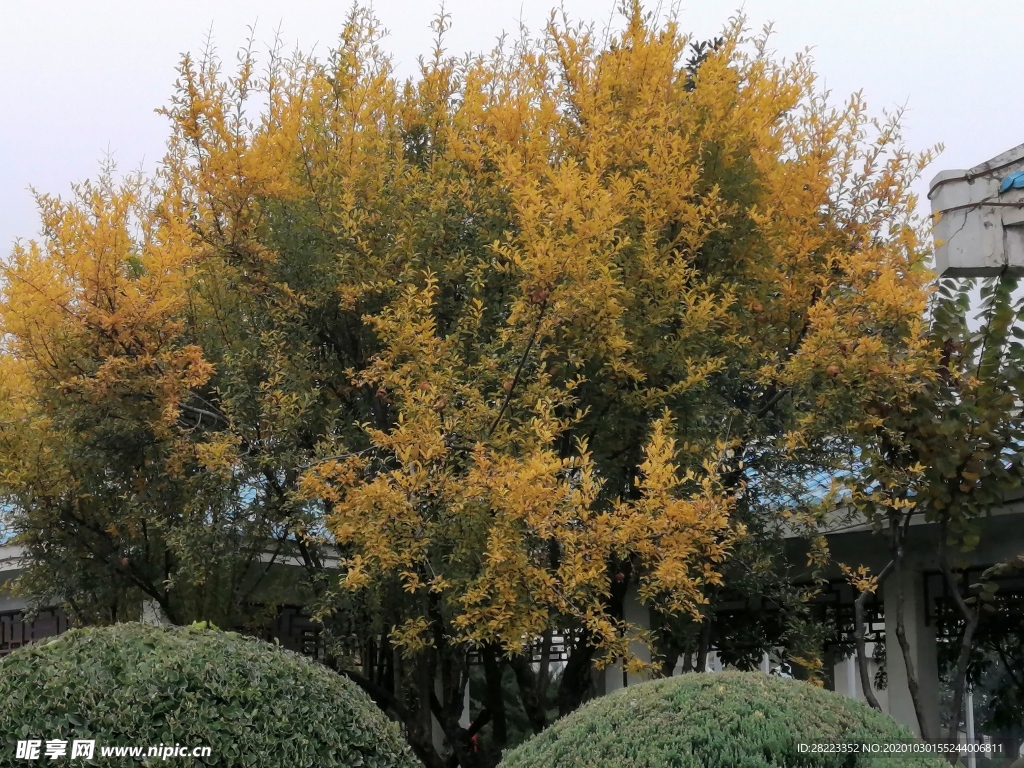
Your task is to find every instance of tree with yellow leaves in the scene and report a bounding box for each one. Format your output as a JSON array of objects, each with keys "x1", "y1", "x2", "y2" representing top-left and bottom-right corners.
[{"x1": 0, "y1": 5, "x2": 936, "y2": 766}]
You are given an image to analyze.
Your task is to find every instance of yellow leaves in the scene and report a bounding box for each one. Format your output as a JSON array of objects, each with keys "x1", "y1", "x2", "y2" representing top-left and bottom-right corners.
[
  {"x1": 841, "y1": 564, "x2": 880, "y2": 595},
  {"x1": 0, "y1": 171, "x2": 221, "y2": 511},
  {"x1": 790, "y1": 655, "x2": 825, "y2": 686},
  {"x1": 0, "y1": 1, "x2": 944, "y2": 673},
  {"x1": 400, "y1": 570, "x2": 423, "y2": 594},
  {"x1": 311, "y1": 394, "x2": 734, "y2": 656},
  {"x1": 887, "y1": 496, "x2": 917, "y2": 511},
  {"x1": 1, "y1": 172, "x2": 209, "y2": 390},
  {"x1": 193, "y1": 435, "x2": 240, "y2": 477},
  {"x1": 614, "y1": 415, "x2": 738, "y2": 608},
  {"x1": 389, "y1": 617, "x2": 435, "y2": 653},
  {"x1": 248, "y1": 6, "x2": 934, "y2": 663},
  {"x1": 805, "y1": 534, "x2": 830, "y2": 569},
  {"x1": 297, "y1": 454, "x2": 365, "y2": 505}
]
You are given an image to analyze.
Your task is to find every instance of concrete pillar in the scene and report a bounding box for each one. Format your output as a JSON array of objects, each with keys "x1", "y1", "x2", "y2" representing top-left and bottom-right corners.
[
  {"x1": 832, "y1": 650, "x2": 890, "y2": 709},
  {"x1": 604, "y1": 586, "x2": 652, "y2": 691},
  {"x1": 883, "y1": 568, "x2": 940, "y2": 739},
  {"x1": 604, "y1": 656, "x2": 626, "y2": 693},
  {"x1": 965, "y1": 689, "x2": 977, "y2": 768},
  {"x1": 845, "y1": 655, "x2": 857, "y2": 696},
  {"x1": 671, "y1": 655, "x2": 685, "y2": 676},
  {"x1": 624, "y1": 588, "x2": 652, "y2": 686},
  {"x1": 833, "y1": 648, "x2": 890, "y2": 708},
  {"x1": 834, "y1": 654, "x2": 859, "y2": 699},
  {"x1": 140, "y1": 600, "x2": 169, "y2": 625},
  {"x1": 459, "y1": 677, "x2": 471, "y2": 729}
]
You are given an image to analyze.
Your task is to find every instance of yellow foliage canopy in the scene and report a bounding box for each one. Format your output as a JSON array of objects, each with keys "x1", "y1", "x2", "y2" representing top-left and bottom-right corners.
[{"x1": 0, "y1": 5, "x2": 935, "y2": 673}]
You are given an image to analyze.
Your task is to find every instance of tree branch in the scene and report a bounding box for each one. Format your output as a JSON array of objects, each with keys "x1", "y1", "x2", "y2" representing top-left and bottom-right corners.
[
  {"x1": 890, "y1": 518, "x2": 934, "y2": 742},
  {"x1": 489, "y1": 298, "x2": 548, "y2": 437},
  {"x1": 938, "y1": 518, "x2": 981, "y2": 745},
  {"x1": 854, "y1": 558, "x2": 894, "y2": 712}
]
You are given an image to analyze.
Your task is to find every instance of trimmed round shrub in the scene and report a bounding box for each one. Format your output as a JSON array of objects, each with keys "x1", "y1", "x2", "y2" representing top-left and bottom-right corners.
[
  {"x1": 500, "y1": 671, "x2": 948, "y2": 768},
  {"x1": 0, "y1": 623, "x2": 417, "y2": 768}
]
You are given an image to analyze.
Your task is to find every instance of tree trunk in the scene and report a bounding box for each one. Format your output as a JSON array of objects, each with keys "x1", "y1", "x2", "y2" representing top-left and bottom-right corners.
[
  {"x1": 892, "y1": 567, "x2": 932, "y2": 741},
  {"x1": 938, "y1": 528, "x2": 982, "y2": 750},
  {"x1": 329, "y1": 661, "x2": 444, "y2": 768},
  {"x1": 481, "y1": 647, "x2": 508, "y2": 752},
  {"x1": 694, "y1": 618, "x2": 712, "y2": 673},
  {"x1": 659, "y1": 648, "x2": 680, "y2": 678},
  {"x1": 510, "y1": 653, "x2": 548, "y2": 735},
  {"x1": 854, "y1": 559, "x2": 893, "y2": 712},
  {"x1": 890, "y1": 521, "x2": 935, "y2": 743},
  {"x1": 556, "y1": 640, "x2": 597, "y2": 716}
]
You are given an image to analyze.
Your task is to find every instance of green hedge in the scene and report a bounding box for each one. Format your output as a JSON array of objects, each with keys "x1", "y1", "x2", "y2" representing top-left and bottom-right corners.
[
  {"x1": 500, "y1": 671, "x2": 948, "y2": 768},
  {"x1": 0, "y1": 623, "x2": 417, "y2": 768}
]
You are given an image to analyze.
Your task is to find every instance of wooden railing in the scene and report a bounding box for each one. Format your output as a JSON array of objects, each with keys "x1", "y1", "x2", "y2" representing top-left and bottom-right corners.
[{"x1": 0, "y1": 608, "x2": 70, "y2": 655}]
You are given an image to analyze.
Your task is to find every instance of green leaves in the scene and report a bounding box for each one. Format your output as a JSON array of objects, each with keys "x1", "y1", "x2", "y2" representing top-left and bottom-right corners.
[
  {"x1": 500, "y1": 672, "x2": 947, "y2": 768},
  {"x1": 0, "y1": 624, "x2": 418, "y2": 768},
  {"x1": 850, "y1": 271, "x2": 1024, "y2": 551}
]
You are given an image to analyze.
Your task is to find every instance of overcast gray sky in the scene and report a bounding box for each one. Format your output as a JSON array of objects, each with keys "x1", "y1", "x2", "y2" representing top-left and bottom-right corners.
[{"x1": 1, "y1": 1, "x2": 1020, "y2": 252}]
